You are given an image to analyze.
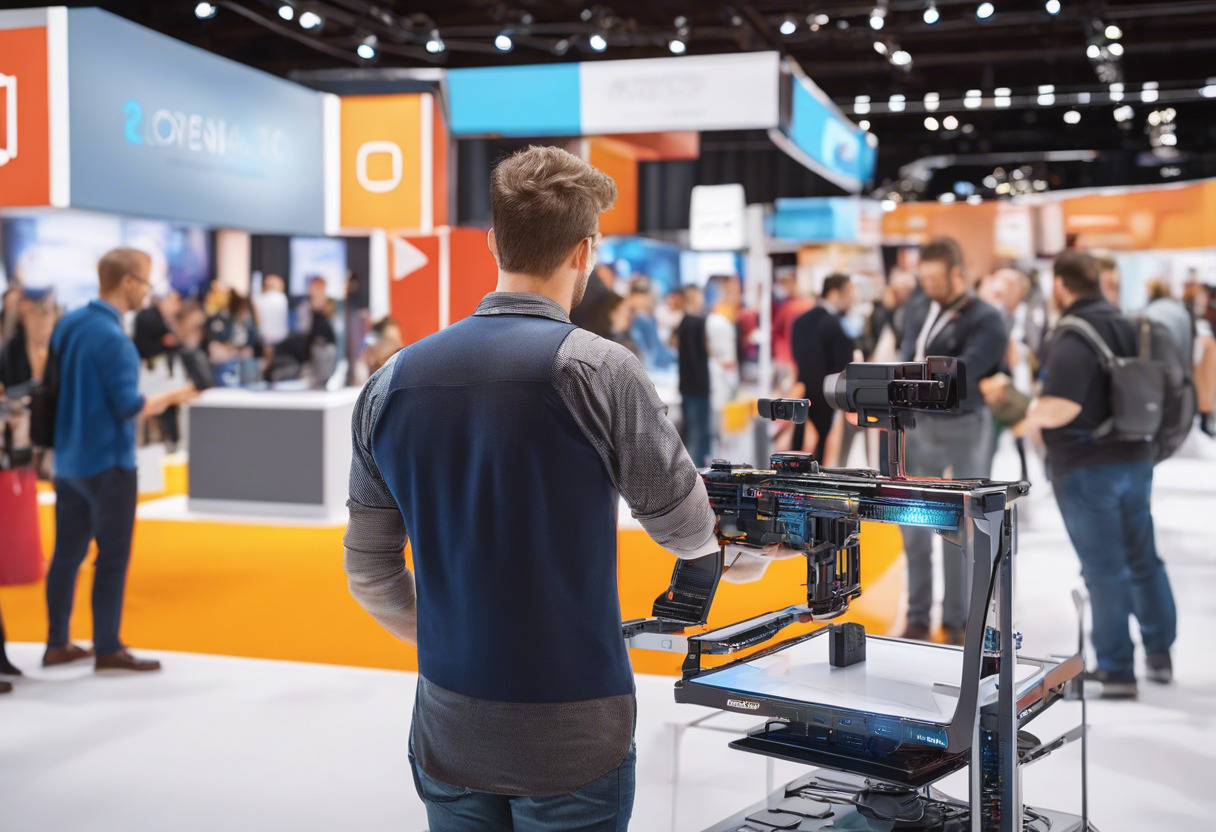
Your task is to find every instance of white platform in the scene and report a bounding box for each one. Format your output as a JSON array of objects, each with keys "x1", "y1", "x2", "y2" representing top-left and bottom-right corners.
[{"x1": 2, "y1": 449, "x2": 1215, "y2": 832}]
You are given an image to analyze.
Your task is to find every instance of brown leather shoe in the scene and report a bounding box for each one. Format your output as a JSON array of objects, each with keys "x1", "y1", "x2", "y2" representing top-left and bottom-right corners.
[
  {"x1": 899, "y1": 623, "x2": 931, "y2": 641},
  {"x1": 95, "y1": 649, "x2": 162, "y2": 673},
  {"x1": 43, "y1": 643, "x2": 95, "y2": 667},
  {"x1": 0, "y1": 680, "x2": 12, "y2": 694}
]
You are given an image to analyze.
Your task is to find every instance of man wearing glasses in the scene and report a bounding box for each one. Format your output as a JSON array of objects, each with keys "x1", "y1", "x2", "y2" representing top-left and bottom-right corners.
[{"x1": 43, "y1": 248, "x2": 195, "y2": 673}]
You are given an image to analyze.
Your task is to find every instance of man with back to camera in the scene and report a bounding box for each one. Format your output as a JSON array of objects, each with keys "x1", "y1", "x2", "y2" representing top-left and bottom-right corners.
[
  {"x1": 898, "y1": 237, "x2": 1007, "y2": 644},
  {"x1": 790, "y1": 274, "x2": 857, "y2": 463},
  {"x1": 1020, "y1": 251, "x2": 1176, "y2": 699},
  {"x1": 43, "y1": 248, "x2": 196, "y2": 672},
  {"x1": 343, "y1": 146, "x2": 792, "y2": 831}
]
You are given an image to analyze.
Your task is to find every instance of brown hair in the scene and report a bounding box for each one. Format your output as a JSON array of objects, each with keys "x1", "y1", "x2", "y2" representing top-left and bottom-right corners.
[
  {"x1": 919, "y1": 237, "x2": 964, "y2": 276},
  {"x1": 1146, "y1": 279, "x2": 1173, "y2": 302},
  {"x1": 490, "y1": 146, "x2": 617, "y2": 277},
  {"x1": 1053, "y1": 250, "x2": 1100, "y2": 298},
  {"x1": 98, "y1": 248, "x2": 150, "y2": 293}
]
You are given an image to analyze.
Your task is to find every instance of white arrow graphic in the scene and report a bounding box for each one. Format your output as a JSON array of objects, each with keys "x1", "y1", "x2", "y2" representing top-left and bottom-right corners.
[{"x1": 390, "y1": 235, "x2": 429, "y2": 282}]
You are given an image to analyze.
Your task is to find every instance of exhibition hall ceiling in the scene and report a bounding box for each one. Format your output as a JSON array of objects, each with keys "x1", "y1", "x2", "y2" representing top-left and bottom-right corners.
[{"x1": 54, "y1": 1, "x2": 1216, "y2": 195}]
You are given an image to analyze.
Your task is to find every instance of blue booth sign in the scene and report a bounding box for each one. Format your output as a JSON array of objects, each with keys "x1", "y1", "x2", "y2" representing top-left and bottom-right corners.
[{"x1": 67, "y1": 9, "x2": 326, "y2": 234}]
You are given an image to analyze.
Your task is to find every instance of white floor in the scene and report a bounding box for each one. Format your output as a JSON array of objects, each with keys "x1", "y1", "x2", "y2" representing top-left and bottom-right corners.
[{"x1": 3, "y1": 446, "x2": 1215, "y2": 831}]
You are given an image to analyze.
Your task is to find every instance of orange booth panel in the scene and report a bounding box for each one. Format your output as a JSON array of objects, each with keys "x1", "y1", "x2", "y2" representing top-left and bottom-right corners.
[
  {"x1": 387, "y1": 228, "x2": 499, "y2": 347},
  {"x1": 0, "y1": 26, "x2": 51, "y2": 208}
]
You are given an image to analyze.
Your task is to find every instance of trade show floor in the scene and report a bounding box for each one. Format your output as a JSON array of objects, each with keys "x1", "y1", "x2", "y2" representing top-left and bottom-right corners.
[{"x1": 2, "y1": 449, "x2": 1214, "y2": 831}]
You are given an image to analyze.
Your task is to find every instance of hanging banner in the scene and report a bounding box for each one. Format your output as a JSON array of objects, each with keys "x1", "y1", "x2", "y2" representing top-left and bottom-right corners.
[
  {"x1": 579, "y1": 52, "x2": 780, "y2": 135},
  {"x1": 65, "y1": 8, "x2": 326, "y2": 234},
  {"x1": 448, "y1": 63, "x2": 581, "y2": 136},
  {"x1": 775, "y1": 63, "x2": 876, "y2": 194}
]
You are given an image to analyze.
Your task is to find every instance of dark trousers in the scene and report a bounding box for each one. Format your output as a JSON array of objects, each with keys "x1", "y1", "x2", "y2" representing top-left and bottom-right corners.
[
  {"x1": 900, "y1": 409, "x2": 994, "y2": 631},
  {"x1": 1053, "y1": 458, "x2": 1176, "y2": 680},
  {"x1": 791, "y1": 404, "x2": 834, "y2": 462},
  {"x1": 46, "y1": 467, "x2": 138, "y2": 656},
  {"x1": 681, "y1": 394, "x2": 712, "y2": 467},
  {"x1": 410, "y1": 744, "x2": 636, "y2": 832}
]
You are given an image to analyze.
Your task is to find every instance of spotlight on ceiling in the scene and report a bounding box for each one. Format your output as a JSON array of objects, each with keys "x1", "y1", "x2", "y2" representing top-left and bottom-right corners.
[
  {"x1": 357, "y1": 36, "x2": 377, "y2": 60},
  {"x1": 495, "y1": 32, "x2": 514, "y2": 51},
  {"x1": 870, "y1": 8, "x2": 886, "y2": 30},
  {"x1": 873, "y1": 40, "x2": 889, "y2": 55},
  {"x1": 924, "y1": 92, "x2": 940, "y2": 111},
  {"x1": 1141, "y1": 82, "x2": 1159, "y2": 103},
  {"x1": 977, "y1": 3, "x2": 995, "y2": 20},
  {"x1": 1108, "y1": 42, "x2": 1124, "y2": 57},
  {"x1": 299, "y1": 10, "x2": 322, "y2": 29},
  {"x1": 1046, "y1": 0, "x2": 1061, "y2": 14},
  {"x1": 1064, "y1": 109, "x2": 1081, "y2": 124},
  {"x1": 995, "y1": 87, "x2": 1011, "y2": 107},
  {"x1": 1110, "y1": 82, "x2": 1124, "y2": 102},
  {"x1": 943, "y1": 114, "x2": 960, "y2": 130},
  {"x1": 859, "y1": 119, "x2": 871, "y2": 131},
  {"x1": 964, "y1": 89, "x2": 982, "y2": 109},
  {"x1": 278, "y1": 5, "x2": 294, "y2": 22},
  {"x1": 1113, "y1": 104, "x2": 1135, "y2": 122},
  {"x1": 1105, "y1": 24, "x2": 1122, "y2": 40},
  {"x1": 939, "y1": 193, "x2": 957, "y2": 203},
  {"x1": 426, "y1": 32, "x2": 445, "y2": 53},
  {"x1": 780, "y1": 17, "x2": 797, "y2": 35},
  {"x1": 1203, "y1": 78, "x2": 1216, "y2": 98},
  {"x1": 1086, "y1": 44, "x2": 1101, "y2": 59},
  {"x1": 669, "y1": 38, "x2": 686, "y2": 54},
  {"x1": 854, "y1": 95, "x2": 872, "y2": 115},
  {"x1": 968, "y1": 194, "x2": 983, "y2": 205},
  {"x1": 924, "y1": 3, "x2": 940, "y2": 24},
  {"x1": 194, "y1": 2, "x2": 216, "y2": 19},
  {"x1": 889, "y1": 94, "x2": 906, "y2": 112},
  {"x1": 891, "y1": 50, "x2": 912, "y2": 66},
  {"x1": 589, "y1": 33, "x2": 608, "y2": 51},
  {"x1": 1037, "y1": 84, "x2": 1055, "y2": 106},
  {"x1": 924, "y1": 116, "x2": 940, "y2": 130}
]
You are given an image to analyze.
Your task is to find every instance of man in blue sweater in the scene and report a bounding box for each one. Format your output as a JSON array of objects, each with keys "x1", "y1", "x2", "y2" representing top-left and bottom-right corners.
[{"x1": 43, "y1": 248, "x2": 195, "y2": 672}]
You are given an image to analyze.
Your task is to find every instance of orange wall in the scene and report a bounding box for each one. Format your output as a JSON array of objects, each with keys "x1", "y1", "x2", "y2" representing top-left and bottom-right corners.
[
  {"x1": 1060, "y1": 181, "x2": 1216, "y2": 250},
  {"x1": 882, "y1": 202, "x2": 999, "y2": 275},
  {"x1": 588, "y1": 137, "x2": 639, "y2": 236}
]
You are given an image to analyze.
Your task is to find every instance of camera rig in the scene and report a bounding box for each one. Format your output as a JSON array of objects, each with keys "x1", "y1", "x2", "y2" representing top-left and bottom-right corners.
[{"x1": 622, "y1": 358, "x2": 1089, "y2": 832}]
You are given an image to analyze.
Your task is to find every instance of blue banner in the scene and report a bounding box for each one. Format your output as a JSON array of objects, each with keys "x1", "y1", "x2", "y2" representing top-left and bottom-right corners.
[
  {"x1": 67, "y1": 9, "x2": 326, "y2": 234},
  {"x1": 447, "y1": 64, "x2": 581, "y2": 136},
  {"x1": 787, "y1": 81, "x2": 876, "y2": 193}
]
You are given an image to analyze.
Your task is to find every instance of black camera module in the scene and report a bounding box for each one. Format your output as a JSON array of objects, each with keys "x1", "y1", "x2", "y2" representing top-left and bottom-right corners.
[{"x1": 757, "y1": 398, "x2": 809, "y2": 424}]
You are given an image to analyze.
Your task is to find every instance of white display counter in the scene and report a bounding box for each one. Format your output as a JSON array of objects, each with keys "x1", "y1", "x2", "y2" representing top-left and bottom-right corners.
[{"x1": 187, "y1": 387, "x2": 359, "y2": 520}]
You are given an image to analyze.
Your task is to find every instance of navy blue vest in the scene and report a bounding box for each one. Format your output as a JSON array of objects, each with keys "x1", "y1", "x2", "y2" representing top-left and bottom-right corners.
[{"x1": 371, "y1": 313, "x2": 632, "y2": 703}]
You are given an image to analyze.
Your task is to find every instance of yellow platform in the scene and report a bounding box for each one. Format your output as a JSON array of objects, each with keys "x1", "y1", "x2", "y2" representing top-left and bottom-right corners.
[{"x1": 2, "y1": 472, "x2": 905, "y2": 676}]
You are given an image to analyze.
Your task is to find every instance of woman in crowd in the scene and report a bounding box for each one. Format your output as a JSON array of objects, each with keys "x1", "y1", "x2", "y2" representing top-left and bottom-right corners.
[{"x1": 205, "y1": 288, "x2": 262, "y2": 386}]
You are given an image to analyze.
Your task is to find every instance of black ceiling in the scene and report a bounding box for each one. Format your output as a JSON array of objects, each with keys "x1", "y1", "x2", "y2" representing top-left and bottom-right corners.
[{"x1": 25, "y1": 0, "x2": 1216, "y2": 199}]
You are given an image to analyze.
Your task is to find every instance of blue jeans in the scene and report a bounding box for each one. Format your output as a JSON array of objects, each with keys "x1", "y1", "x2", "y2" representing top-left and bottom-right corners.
[
  {"x1": 409, "y1": 745, "x2": 636, "y2": 832},
  {"x1": 46, "y1": 467, "x2": 138, "y2": 656},
  {"x1": 1053, "y1": 458, "x2": 1176, "y2": 680},
  {"x1": 682, "y1": 394, "x2": 711, "y2": 467}
]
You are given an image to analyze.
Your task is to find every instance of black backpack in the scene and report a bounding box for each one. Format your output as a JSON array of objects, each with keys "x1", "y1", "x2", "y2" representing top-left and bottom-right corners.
[{"x1": 1057, "y1": 314, "x2": 1196, "y2": 463}]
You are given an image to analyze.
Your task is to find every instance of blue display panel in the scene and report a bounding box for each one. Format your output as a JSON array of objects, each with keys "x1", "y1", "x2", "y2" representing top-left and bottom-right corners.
[
  {"x1": 789, "y1": 82, "x2": 876, "y2": 192},
  {"x1": 66, "y1": 9, "x2": 326, "y2": 234},
  {"x1": 447, "y1": 64, "x2": 581, "y2": 136}
]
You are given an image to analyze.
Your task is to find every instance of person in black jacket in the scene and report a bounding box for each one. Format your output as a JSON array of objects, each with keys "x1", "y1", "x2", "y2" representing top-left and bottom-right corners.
[
  {"x1": 1020, "y1": 251, "x2": 1175, "y2": 699},
  {"x1": 790, "y1": 274, "x2": 856, "y2": 462},
  {"x1": 677, "y1": 285, "x2": 712, "y2": 466},
  {"x1": 898, "y1": 237, "x2": 1007, "y2": 644}
]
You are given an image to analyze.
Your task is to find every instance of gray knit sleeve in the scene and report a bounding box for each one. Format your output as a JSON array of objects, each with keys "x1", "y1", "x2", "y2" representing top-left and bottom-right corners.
[
  {"x1": 345, "y1": 353, "x2": 416, "y2": 631},
  {"x1": 552, "y1": 329, "x2": 718, "y2": 559}
]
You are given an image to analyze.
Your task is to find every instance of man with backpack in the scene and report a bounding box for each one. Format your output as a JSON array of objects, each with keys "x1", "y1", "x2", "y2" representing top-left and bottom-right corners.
[{"x1": 1022, "y1": 250, "x2": 1178, "y2": 699}]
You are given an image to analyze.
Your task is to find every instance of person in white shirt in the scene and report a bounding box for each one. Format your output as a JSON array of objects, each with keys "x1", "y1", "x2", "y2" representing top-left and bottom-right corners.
[
  {"x1": 253, "y1": 274, "x2": 290, "y2": 349},
  {"x1": 705, "y1": 275, "x2": 741, "y2": 427}
]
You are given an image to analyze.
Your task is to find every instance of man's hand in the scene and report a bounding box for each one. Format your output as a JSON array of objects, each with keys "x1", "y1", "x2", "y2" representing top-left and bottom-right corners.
[
  {"x1": 979, "y1": 373, "x2": 1011, "y2": 409},
  {"x1": 720, "y1": 542, "x2": 802, "y2": 584},
  {"x1": 141, "y1": 384, "x2": 198, "y2": 418}
]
